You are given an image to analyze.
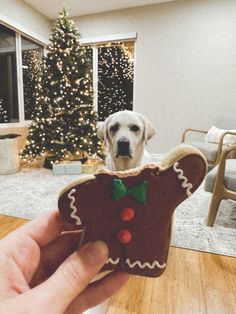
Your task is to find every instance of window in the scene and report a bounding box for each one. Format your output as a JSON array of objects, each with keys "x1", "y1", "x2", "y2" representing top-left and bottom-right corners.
[
  {"x1": 22, "y1": 36, "x2": 44, "y2": 120},
  {"x1": 97, "y1": 42, "x2": 134, "y2": 121},
  {"x1": 84, "y1": 37, "x2": 135, "y2": 122},
  {"x1": 0, "y1": 24, "x2": 18, "y2": 122},
  {"x1": 0, "y1": 24, "x2": 44, "y2": 124}
]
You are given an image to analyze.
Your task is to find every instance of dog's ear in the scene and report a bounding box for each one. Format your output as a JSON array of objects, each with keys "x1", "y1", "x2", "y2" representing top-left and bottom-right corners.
[
  {"x1": 138, "y1": 114, "x2": 156, "y2": 144},
  {"x1": 97, "y1": 116, "x2": 111, "y2": 141},
  {"x1": 97, "y1": 122, "x2": 105, "y2": 140}
]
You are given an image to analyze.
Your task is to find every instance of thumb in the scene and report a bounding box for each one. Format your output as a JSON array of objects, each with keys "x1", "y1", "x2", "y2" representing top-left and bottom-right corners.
[{"x1": 31, "y1": 241, "x2": 108, "y2": 313}]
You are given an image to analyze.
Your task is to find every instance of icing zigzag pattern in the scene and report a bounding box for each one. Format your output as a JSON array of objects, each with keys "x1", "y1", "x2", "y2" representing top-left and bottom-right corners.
[
  {"x1": 125, "y1": 258, "x2": 166, "y2": 269},
  {"x1": 68, "y1": 189, "x2": 81, "y2": 225},
  {"x1": 106, "y1": 258, "x2": 120, "y2": 265},
  {"x1": 173, "y1": 162, "x2": 193, "y2": 197}
]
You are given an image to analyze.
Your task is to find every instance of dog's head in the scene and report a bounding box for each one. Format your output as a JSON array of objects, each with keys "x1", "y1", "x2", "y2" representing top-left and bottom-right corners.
[{"x1": 98, "y1": 110, "x2": 156, "y2": 159}]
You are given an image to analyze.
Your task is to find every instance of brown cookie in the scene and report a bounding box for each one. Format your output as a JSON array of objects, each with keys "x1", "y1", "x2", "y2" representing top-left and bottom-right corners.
[{"x1": 58, "y1": 145, "x2": 207, "y2": 277}]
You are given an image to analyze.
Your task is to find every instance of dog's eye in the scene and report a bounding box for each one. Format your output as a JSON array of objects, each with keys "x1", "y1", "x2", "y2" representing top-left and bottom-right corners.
[
  {"x1": 110, "y1": 124, "x2": 119, "y2": 133},
  {"x1": 130, "y1": 125, "x2": 140, "y2": 132}
]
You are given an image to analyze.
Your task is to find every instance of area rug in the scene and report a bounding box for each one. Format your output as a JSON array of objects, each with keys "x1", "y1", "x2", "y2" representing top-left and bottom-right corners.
[{"x1": 0, "y1": 164, "x2": 236, "y2": 257}]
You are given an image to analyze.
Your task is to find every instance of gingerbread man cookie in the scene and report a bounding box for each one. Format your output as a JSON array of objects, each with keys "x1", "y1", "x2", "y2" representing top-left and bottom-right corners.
[{"x1": 58, "y1": 145, "x2": 207, "y2": 277}]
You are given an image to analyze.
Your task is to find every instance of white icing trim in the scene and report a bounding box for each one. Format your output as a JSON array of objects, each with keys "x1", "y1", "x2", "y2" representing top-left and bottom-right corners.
[
  {"x1": 106, "y1": 257, "x2": 120, "y2": 265},
  {"x1": 173, "y1": 162, "x2": 193, "y2": 197},
  {"x1": 67, "y1": 189, "x2": 82, "y2": 225},
  {"x1": 125, "y1": 258, "x2": 166, "y2": 269}
]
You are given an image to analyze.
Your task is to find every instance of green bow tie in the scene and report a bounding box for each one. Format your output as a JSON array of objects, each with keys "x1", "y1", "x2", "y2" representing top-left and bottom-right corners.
[{"x1": 112, "y1": 178, "x2": 148, "y2": 205}]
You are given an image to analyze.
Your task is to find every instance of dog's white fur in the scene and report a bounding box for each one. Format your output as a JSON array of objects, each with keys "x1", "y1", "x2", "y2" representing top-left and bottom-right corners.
[{"x1": 98, "y1": 110, "x2": 156, "y2": 171}]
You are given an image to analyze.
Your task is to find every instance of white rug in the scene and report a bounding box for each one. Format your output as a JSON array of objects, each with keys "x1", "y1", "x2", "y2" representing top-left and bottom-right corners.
[{"x1": 0, "y1": 164, "x2": 236, "y2": 257}]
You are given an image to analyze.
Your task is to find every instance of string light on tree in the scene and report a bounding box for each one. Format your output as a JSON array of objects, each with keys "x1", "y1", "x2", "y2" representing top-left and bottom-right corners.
[
  {"x1": 21, "y1": 56, "x2": 52, "y2": 162},
  {"x1": 21, "y1": 7, "x2": 101, "y2": 166}
]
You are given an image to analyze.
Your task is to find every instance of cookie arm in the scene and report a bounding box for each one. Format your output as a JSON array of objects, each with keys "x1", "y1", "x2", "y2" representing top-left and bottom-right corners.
[
  {"x1": 58, "y1": 175, "x2": 96, "y2": 228},
  {"x1": 169, "y1": 152, "x2": 207, "y2": 210},
  {"x1": 58, "y1": 187, "x2": 84, "y2": 228}
]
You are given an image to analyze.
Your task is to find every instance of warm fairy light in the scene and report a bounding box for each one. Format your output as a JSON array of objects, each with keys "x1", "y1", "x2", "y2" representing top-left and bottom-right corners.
[
  {"x1": 0, "y1": 97, "x2": 9, "y2": 123},
  {"x1": 97, "y1": 41, "x2": 134, "y2": 120},
  {"x1": 20, "y1": 7, "x2": 101, "y2": 163}
]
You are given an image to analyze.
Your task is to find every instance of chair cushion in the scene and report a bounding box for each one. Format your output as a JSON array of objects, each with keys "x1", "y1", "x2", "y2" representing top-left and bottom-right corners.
[
  {"x1": 204, "y1": 159, "x2": 236, "y2": 192},
  {"x1": 183, "y1": 141, "x2": 225, "y2": 162},
  {"x1": 204, "y1": 126, "x2": 236, "y2": 144}
]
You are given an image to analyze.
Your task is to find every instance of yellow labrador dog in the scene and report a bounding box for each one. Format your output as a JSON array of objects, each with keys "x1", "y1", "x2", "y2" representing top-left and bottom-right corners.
[{"x1": 98, "y1": 110, "x2": 156, "y2": 171}]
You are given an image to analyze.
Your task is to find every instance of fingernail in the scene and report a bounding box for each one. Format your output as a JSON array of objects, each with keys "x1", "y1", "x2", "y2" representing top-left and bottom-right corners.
[{"x1": 83, "y1": 241, "x2": 109, "y2": 266}]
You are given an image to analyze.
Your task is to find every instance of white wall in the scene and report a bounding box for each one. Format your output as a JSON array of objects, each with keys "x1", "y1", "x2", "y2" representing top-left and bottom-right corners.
[
  {"x1": 0, "y1": 0, "x2": 51, "y2": 43},
  {"x1": 75, "y1": 0, "x2": 236, "y2": 153}
]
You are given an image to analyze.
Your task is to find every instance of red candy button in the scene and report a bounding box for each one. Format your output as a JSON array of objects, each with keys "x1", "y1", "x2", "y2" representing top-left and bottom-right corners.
[
  {"x1": 118, "y1": 229, "x2": 132, "y2": 244},
  {"x1": 120, "y1": 207, "x2": 135, "y2": 221}
]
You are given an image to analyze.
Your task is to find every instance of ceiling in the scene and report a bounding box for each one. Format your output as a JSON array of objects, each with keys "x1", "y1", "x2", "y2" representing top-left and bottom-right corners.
[{"x1": 23, "y1": 0, "x2": 175, "y2": 20}]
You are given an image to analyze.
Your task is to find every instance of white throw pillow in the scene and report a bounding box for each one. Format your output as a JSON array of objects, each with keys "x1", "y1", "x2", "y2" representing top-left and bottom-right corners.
[{"x1": 204, "y1": 125, "x2": 236, "y2": 144}]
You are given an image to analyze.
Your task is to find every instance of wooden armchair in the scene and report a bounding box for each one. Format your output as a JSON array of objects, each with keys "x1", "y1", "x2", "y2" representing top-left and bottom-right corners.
[
  {"x1": 181, "y1": 115, "x2": 236, "y2": 167},
  {"x1": 204, "y1": 144, "x2": 236, "y2": 226},
  {"x1": 181, "y1": 129, "x2": 236, "y2": 167}
]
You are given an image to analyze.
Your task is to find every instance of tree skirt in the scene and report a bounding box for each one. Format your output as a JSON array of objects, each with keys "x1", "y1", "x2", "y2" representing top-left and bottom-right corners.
[{"x1": 0, "y1": 165, "x2": 236, "y2": 257}]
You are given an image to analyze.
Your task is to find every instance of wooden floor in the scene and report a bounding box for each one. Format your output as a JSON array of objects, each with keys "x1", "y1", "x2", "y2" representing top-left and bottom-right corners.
[{"x1": 0, "y1": 214, "x2": 236, "y2": 314}]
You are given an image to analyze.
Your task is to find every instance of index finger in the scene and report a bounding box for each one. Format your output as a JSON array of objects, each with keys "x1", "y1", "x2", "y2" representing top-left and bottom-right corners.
[{"x1": 8, "y1": 210, "x2": 79, "y2": 247}]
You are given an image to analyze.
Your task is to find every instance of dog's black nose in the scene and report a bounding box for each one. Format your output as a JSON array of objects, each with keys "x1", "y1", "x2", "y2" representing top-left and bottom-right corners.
[{"x1": 117, "y1": 138, "x2": 130, "y2": 156}]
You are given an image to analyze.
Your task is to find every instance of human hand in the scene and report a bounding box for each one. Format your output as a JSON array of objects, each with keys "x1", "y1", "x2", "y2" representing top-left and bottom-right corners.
[{"x1": 0, "y1": 210, "x2": 129, "y2": 313}]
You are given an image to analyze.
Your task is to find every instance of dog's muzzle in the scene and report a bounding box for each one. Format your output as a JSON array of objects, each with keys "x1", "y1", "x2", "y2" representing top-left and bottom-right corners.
[{"x1": 117, "y1": 138, "x2": 131, "y2": 157}]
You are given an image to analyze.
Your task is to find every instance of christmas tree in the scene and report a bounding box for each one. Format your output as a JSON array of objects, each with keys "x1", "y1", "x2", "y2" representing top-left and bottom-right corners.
[
  {"x1": 21, "y1": 8, "x2": 101, "y2": 164},
  {"x1": 0, "y1": 97, "x2": 8, "y2": 123},
  {"x1": 98, "y1": 43, "x2": 134, "y2": 120}
]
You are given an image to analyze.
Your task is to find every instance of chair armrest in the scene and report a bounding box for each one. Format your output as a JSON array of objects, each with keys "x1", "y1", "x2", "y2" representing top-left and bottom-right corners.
[
  {"x1": 220, "y1": 142, "x2": 236, "y2": 159},
  {"x1": 215, "y1": 143, "x2": 236, "y2": 183},
  {"x1": 181, "y1": 128, "x2": 208, "y2": 143},
  {"x1": 215, "y1": 131, "x2": 236, "y2": 165}
]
